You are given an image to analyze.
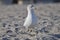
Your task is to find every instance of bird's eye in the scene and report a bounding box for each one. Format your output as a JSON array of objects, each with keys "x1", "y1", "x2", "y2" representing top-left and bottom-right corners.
[{"x1": 31, "y1": 5, "x2": 34, "y2": 8}]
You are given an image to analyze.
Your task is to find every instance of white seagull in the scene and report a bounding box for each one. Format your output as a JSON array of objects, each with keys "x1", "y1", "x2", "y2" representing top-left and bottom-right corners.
[{"x1": 23, "y1": 4, "x2": 37, "y2": 31}]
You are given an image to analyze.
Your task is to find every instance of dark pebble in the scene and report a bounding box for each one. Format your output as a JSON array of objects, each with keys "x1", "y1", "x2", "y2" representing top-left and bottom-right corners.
[
  {"x1": 6, "y1": 30, "x2": 16, "y2": 37},
  {"x1": 23, "y1": 17, "x2": 25, "y2": 19},
  {"x1": 25, "y1": 38, "x2": 30, "y2": 40},
  {"x1": 2, "y1": 34, "x2": 6, "y2": 37},
  {"x1": 18, "y1": 16, "x2": 21, "y2": 17},
  {"x1": 2, "y1": 37, "x2": 9, "y2": 40},
  {"x1": 6, "y1": 30, "x2": 13, "y2": 33},
  {"x1": 2, "y1": 23, "x2": 6, "y2": 27},
  {"x1": 14, "y1": 38, "x2": 19, "y2": 40},
  {"x1": 15, "y1": 28, "x2": 19, "y2": 33},
  {"x1": 43, "y1": 21, "x2": 47, "y2": 24},
  {"x1": 52, "y1": 16, "x2": 60, "y2": 20},
  {"x1": 42, "y1": 37, "x2": 57, "y2": 40},
  {"x1": 8, "y1": 25, "x2": 11, "y2": 26},
  {"x1": 40, "y1": 27, "x2": 49, "y2": 33},
  {"x1": 36, "y1": 38, "x2": 39, "y2": 40},
  {"x1": 14, "y1": 24, "x2": 19, "y2": 27},
  {"x1": 35, "y1": 31, "x2": 38, "y2": 34},
  {"x1": 9, "y1": 34, "x2": 16, "y2": 37},
  {"x1": 49, "y1": 34, "x2": 60, "y2": 38},
  {"x1": 48, "y1": 22, "x2": 54, "y2": 27}
]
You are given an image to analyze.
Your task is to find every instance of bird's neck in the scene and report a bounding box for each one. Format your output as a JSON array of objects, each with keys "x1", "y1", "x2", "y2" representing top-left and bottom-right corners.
[{"x1": 28, "y1": 9, "x2": 34, "y2": 16}]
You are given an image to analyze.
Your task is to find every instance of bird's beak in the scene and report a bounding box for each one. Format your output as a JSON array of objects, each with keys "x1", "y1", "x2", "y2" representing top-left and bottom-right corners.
[{"x1": 31, "y1": 5, "x2": 37, "y2": 10}]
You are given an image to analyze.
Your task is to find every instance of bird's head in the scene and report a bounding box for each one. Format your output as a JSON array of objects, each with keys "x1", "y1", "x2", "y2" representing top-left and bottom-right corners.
[{"x1": 27, "y1": 4, "x2": 35, "y2": 10}]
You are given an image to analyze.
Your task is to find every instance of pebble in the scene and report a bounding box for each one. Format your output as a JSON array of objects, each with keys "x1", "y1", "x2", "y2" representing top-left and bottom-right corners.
[
  {"x1": 2, "y1": 34, "x2": 6, "y2": 37},
  {"x1": 23, "y1": 17, "x2": 25, "y2": 19},
  {"x1": 53, "y1": 16, "x2": 60, "y2": 21},
  {"x1": 8, "y1": 34, "x2": 16, "y2": 37},
  {"x1": 49, "y1": 34, "x2": 60, "y2": 38},
  {"x1": 8, "y1": 25, "x2": 11, "y2": 27},
  {"x1": 6, "y1": 30, "x2": 16, "y2": 37},
  {"x1": 2, "y1": 37, "x2": 9, "y2": 40},
  {"x1": 6, "y1": 30, "x2": 13, "y2": 33},
  {"x1": 15, "y1": 28, "x2": 19, "y2": 33},
  {"x1": 42, "y1": 37, "x2": 57, "y2": 40},
  {"x1": 14, "y1": 24, "x2": 19, "y2": 27},
  {"x1": 14, "y1": 38, "x2": 19, "y2": 40},
  {"x1": 25, "y1": 38, "x2": 30, "y2": 40},
  {"x1": 36, "y1": 38, "x2": 40, "y2": 40},
  {"x1": 2, "y1": 23, "x2": 7, "y2": 27},
  {"x1": 40, "y1": 27, "x2": 49, "y2": 33}
]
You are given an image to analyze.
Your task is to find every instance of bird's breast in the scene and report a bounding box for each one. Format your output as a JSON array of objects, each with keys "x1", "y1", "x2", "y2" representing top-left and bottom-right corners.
[{"x1": 23, "y1": 13, "x2": 32, "y2": 27}]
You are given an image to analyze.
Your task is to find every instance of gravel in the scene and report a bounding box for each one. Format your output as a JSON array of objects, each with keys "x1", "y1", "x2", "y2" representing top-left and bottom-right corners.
[{"x1": 0, "y1": 3, "x2": 60, "y2": 40}]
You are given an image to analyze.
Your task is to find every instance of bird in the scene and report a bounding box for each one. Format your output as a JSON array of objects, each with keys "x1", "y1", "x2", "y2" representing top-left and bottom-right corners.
[{"x1": 23, "y1": 4, "x2": 37, "y2": 32}]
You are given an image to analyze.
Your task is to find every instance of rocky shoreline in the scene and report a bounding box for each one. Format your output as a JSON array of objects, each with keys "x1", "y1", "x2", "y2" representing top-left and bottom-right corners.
[{"x1": 0, "y1": 3, "x2": 60, "y2": 40}]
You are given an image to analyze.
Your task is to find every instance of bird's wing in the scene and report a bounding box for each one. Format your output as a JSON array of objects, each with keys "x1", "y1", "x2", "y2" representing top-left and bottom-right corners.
[{"x1": 23, "y1": 15, "x2": 32, "y2": 27}]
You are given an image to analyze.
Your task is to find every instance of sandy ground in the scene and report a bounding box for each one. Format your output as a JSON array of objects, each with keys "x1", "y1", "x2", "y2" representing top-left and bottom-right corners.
[{"x1": 0, "y1": 3, "x2": 60, "y2": 40}]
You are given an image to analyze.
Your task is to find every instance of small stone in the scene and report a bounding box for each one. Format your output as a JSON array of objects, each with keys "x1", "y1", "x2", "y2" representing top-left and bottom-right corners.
[
  {"x1": 23, "y1": 17, "x2": 25, "y2": 19},
  {"x1": 49, "y1": 34, "x2": 60, "y2": 38},
  {"x1": 52, "y1": 15, "x2": 60, "y2": 20},
  {"x1": 39, "y1": 23, "x2": 40, "y2": 24},
  {"x1": 6, "y1": 30, "x2": 16, "y2": 37},
  {"x1": 2, "y1": 34, "x2": 6, "y2": 37},
  {"x1": 42, "y1": 37, "x2": 57, "y2": 40},
  {"x1": 25, "y1": 38, "x2": 30, "y2": 40},
  {"x1": 14, "y1": 24, "x2": 19, "y2": 27},
  {"x1": 7, "y1": 32, "x2": 16, "y2": 37},
  {"x1": 18, "y1": 16, "x2": 21, "y2": 17},
  {"x1": 8, "y1": 25, "x2": 11, "y2": 26},
  {"x1": 35, "y1": 31, "x2": 38, "y2": 34},
  {"x1": 6, "y1": 30, "x2": 13, "y2": 33},
  {"x1": 9, "y1": 34, "x2": 16, "y2": 37},
  {"x1": 8, "y1": 16, "x2": 14, "y2": 18},
  {"x1": 2, "y1": 37, "x2": 9, "y2": 40},
  {"x1": 15, "y1": 28, "x2": 19, "y2": 33},
  {"x1": 2, "y1": 23, "x2": 6, "y2": 27},
  {"x1": 14, "y1": 38, "x2": 19, "y2": 40},
  {"x1": 40, "y1": 27, "x2": 49, "y2": 33},
  {"x1": 43, "y1": 21, "x2": 47, "y2": 24},
  {"x1": 36, "y1": 38, "x2": 39, "y2": 40}
]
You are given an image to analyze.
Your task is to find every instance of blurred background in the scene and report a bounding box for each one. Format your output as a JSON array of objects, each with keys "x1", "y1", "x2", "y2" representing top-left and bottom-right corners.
[{"x1": 0, "y1": 0, "x2": 60, "y2": 4}]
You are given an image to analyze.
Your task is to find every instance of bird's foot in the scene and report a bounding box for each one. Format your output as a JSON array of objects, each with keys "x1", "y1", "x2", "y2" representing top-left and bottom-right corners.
[
  {"x1": 27, "y1": 29, "x2": 33, "y2": 32},
  {"x1": 27, "y1": 27, "x2": 34, "y2": 32}
]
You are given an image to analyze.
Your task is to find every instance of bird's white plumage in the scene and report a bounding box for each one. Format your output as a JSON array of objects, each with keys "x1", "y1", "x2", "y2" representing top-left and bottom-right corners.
[{"x1": 23, "y1": 4, "x2": 37, "y2": 29}]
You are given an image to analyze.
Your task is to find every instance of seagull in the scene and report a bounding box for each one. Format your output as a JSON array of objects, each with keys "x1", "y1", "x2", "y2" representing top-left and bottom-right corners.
[{"x1": 23, "y1": 4, "x2": 37, "y2": 31}]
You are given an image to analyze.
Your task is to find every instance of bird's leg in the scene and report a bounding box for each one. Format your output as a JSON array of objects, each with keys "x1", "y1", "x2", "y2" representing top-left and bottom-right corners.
[
  {"x1": 27, "y1": 26, "x2": 34, "y2": 32},
  {"x1": 28, "y1": 29, "x2": 33, "y2": 32},
  {"x1": 25, "y1": 27, "x2": 29, "y2": 32},
  {"x1": 25, "y1": 27, "x2": 32, "y2": 32}
]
